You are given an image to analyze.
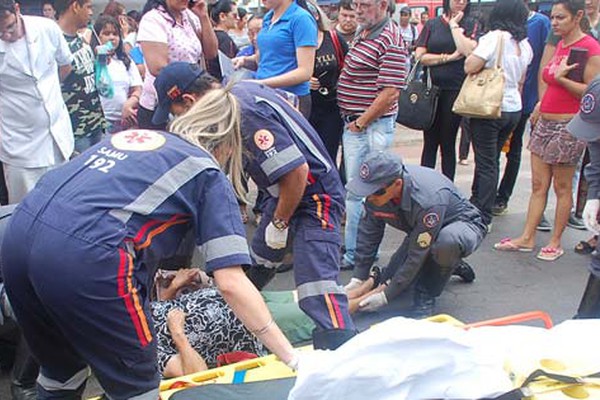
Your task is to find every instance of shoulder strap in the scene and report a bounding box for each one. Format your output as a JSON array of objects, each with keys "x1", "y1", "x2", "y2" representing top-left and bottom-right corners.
[
  {"x1": 330, "y1": 29, "x2": 345, "y2": 71},
  {"x1": 494, "y1": 31, "x2": 505, "y2": 68}
]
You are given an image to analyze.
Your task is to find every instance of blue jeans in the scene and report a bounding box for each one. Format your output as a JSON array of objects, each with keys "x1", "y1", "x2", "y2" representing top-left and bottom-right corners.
[{"x1": 342, "y1": 115, "x2": 395, "y2": 265}]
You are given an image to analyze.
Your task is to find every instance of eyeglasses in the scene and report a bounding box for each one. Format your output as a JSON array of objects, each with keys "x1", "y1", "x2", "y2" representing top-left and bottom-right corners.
[{"x1": 350, "y1": 1, "x2": 377, "y2": 10}]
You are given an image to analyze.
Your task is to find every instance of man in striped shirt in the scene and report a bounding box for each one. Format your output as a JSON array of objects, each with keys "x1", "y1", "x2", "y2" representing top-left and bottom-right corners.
[{"x1": 337, "y1": 0, "x2": 407, "y2": 270}]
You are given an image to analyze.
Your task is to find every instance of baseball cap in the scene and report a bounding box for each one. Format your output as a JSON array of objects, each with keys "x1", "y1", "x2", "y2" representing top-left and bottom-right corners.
[
  {"x1": 567, "y1": 77, "x2": 600, "y2": 141},
  {"x1": 346, "y1": 151, "x2": 404, "y2": 197},
  {"x1": 400, "y1": 6, "x2": 410, "y2": 14},
  {"x1": 152, "y1": 62, "x2": 204, "y2": 126}
]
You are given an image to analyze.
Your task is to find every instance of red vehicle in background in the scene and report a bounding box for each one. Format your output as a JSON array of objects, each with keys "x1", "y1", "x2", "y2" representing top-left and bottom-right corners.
[{"x1": 397, "y1": 0, "x2": 444, "y2": 20}]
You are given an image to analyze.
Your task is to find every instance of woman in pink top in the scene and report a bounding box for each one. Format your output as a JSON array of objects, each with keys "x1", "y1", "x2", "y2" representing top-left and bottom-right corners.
[
  {"x1": 137, "y1": 0, "x2": 218, "y2": 129},
  {"x1": 494, "y1": 0, "x2": 600, "y2": 261}
]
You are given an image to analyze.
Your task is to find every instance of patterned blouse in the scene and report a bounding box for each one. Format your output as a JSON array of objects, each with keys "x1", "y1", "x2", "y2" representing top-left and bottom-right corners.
[{"x1": 151, "y1": 287, "x2": 266, "y2": 375}]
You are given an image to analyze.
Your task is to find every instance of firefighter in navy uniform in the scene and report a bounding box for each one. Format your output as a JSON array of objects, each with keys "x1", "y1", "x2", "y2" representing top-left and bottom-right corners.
[
  {"x1": 152, "y1": 62, "x2": 356, "y2": 350},
  {"x1": 567, "y1": 77, "x2": 600, "y2": 318},
  {"x1": 344, "y1": 151, "x2": 485, "y2": 317},
  {"x1": 1, "y1": 91, "x2": 298, "y2": 400}
]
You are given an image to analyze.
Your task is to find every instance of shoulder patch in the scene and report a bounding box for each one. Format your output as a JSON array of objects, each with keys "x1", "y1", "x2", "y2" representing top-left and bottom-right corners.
[
  {"x1": 254, "y1": 129, "x2": 275, "y2": 151},
  {"x1": 423, "y1": 212, "x2": 440, "y2": 228},
  {"x1": 111, "y1": 130, "x2": 166, "y2": 152},
  {"x1": 417, "y1": 232, "x2": 432, "y2": 248}
]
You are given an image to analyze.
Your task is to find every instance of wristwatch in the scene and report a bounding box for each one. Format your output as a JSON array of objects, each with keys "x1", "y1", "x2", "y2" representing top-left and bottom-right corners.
[
  {"x1": 354, "y1": 120, "x2": 365, "y2": 131},
  {"x1": 272, "y1": 217, "x2": 289, "y2": 230}
]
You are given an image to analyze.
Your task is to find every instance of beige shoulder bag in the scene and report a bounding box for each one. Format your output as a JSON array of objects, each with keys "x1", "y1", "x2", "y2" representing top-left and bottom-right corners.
[{"x1": 453, "y1": 32, "x2": 505, "y2": 119}]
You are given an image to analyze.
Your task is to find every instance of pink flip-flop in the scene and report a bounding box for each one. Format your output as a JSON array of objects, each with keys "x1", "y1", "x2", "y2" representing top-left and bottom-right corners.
[
  {"x1": 493, "y1": 237, "x2": 534, "y2": 252},
  {"x1": 537, "y1": 247, "x2": 565, "y2": 261}
]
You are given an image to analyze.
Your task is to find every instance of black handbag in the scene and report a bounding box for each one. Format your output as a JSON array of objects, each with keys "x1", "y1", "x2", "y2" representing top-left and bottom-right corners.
[{"x1": 396, "y1": 61, "x2": 440, "y2": 131}]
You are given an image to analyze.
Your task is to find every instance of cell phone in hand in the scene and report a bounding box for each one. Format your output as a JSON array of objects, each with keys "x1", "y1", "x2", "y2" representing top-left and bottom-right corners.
[{"x1": 567, "y1": 47, "x2": 589, "y2": 83}]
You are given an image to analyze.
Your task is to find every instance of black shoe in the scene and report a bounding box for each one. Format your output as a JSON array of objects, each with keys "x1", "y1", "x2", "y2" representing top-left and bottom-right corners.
[
  {"x1": 537, "y1": 214, "x2": 553, "y2": 232},
  {"x1": 568, "y1": 213, "x2": 586, "y2": 230},
  {"x1": 452, "y1": 261, "x2": 475, "y2": 283},
  {"x1": 491, "y1": 202, "x2": 508, "y2": 216}
]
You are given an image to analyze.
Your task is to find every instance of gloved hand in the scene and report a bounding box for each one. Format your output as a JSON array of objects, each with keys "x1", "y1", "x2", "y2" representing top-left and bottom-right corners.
[
  {"x1": 583, "y1": 199, "x2": 600, "y2": 234},
  {"x1": 265, "y1": 222, "x2": 289, "y2": 249},
  {"x1": 344, "y1": 278, "x2": 364, "y2": 292},
  {"x1": 358, "y1": 291, "x2": 387, "y2": 312},
  {"x1": 284, "y1": 350, "x2": 300, "y2": 370}
]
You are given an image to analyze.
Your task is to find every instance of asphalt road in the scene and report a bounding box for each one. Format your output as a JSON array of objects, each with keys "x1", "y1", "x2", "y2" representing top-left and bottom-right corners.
[{"x1": 0, "y1": 125, "x2": 591, "y2": 398}]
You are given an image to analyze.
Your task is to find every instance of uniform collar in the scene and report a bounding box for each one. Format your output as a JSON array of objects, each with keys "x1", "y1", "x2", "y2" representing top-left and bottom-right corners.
[
  {"x1": 399, "y1": 168, "x2": 412, "y2": 212},
  {"x1": 357, "y1": 16, "x2": 390, "y2": 41}
]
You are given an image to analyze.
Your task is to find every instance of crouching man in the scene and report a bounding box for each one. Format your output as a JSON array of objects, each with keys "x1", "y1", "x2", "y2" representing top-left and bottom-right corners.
[{"x1": 345, "y1": 151, "x2": 486, "y2": 318}]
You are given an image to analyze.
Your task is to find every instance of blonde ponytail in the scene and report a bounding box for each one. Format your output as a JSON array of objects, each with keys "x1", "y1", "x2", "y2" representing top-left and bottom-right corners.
[{"x1": 169, "y1": 88, "x2": 247, "y2": 202}]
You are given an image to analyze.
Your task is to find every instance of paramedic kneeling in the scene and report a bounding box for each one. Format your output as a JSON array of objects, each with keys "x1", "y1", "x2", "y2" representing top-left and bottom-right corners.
[
  {"x1": 345, "y1": 151, "x2": 486, "y2": 318},
  {"x1": 1, "y1": 91, "x2": 297, "y2": 400},
  {"x1": 152, "y1": 62, "x2": 356, "y2": 350}
]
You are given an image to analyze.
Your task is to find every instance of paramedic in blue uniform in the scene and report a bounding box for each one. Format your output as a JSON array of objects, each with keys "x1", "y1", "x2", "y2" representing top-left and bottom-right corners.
[
  {"x1": 344, "y1": 151, "x2": 486, "y2": 318},
  {"x1": 567, "y1": 77, "x2": 600, "y2": 318},
  {"x1": 152, "y1": 62, "x2": 356, "y2": 350},
  {"x1": 1, "y1": 88, "x2": 298, "y2": 400}
]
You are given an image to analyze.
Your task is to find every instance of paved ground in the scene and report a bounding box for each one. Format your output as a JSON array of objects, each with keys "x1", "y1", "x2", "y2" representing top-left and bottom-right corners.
[{"x1": 0, "y1": 125, "x2": 591, "y2": 397}]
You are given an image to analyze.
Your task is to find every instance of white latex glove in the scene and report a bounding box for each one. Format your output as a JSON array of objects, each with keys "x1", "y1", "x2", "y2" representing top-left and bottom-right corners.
[
  {"x1": 285, "y1": 350, "x2": 300, "y2": 370},
  {"x1": 265, "y1": 222, "x2": 289, "y2": 249},
  {"x1": 358, "y1": 291, "x2": 388, "y2": 312},
  {"x1": 583, "y1": 199, "x2": 600, "y2": 234},
  {"x1": 344, "y1": 278, "x2": 364, "y2": 292}
]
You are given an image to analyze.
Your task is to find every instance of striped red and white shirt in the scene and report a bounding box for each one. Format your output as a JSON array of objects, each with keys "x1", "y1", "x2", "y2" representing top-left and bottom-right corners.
[{"x1": 337, "y1": 18, "x2": 408, "y2": 116}]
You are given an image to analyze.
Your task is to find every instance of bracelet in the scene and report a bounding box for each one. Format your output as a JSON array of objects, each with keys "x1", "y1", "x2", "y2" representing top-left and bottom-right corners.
[
  {"x1": 440, "y1": 54, "x2": 447, "y2": 64},
  {"x1": 251, "y1": 318, "x2": 274, "y2": 336}
]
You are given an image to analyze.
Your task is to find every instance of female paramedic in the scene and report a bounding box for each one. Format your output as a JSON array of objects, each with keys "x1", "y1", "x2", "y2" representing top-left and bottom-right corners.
[{"x1": 1, "y1": 89, "x2": 298, "y2": 400}]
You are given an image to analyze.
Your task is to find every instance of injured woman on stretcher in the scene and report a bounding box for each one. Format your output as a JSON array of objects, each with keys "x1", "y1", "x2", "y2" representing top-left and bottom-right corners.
[{"x1": 152, "y1": 269, "x2": 314, "y2": 378}]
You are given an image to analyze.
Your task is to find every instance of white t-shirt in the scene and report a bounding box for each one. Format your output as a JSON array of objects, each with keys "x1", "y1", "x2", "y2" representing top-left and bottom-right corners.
[
  {"x1": 100, "y1": 56, "x2": 143, "y2": 122},
  {"x1": 472, "y1": 30, "x2": 533, "y2": 112},
  {"x1": 399, "y1": 24, "x2": 417, "y2": 48}
]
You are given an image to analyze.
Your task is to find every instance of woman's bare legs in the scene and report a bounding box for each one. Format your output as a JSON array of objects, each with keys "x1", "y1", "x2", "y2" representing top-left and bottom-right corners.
[
  {"x1": 510, "y1": 154, "x2": 553, "y2": 248},
  {"x1": 547, "y1": 164, "x2": 577, "y2": 249}
]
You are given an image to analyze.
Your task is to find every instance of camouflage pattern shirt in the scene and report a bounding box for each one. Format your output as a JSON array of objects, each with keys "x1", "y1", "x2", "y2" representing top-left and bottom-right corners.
[{"x1": 61, "y1": 33, "x2": 106, "y2": 137}]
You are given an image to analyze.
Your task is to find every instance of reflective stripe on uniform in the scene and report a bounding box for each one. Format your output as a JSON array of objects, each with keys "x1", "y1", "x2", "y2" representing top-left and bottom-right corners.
[
  {"x1": 249, "y1": 248, "x2": 282, "y2": 269},
  {"x1": 109, "y1": 157, "x2": 218, "y2": 224},
  {"x1": 296, "y1": 280, "x2": 345, "y2": 300},
  {"x1": 255, "y1": 96, "x2": 332, "y2": 173},
  {"x1": 37, "y1": 367, "x2": 90, "y2": 391},
  {"x1": 260, "y1": 146, "x2": 304, "y2": 177},
  {"x1": 199, "y1": 234, "x2": 249, "y2": 264}
]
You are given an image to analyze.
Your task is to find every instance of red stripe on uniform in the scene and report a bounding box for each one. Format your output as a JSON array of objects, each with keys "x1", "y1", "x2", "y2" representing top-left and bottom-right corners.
[
  {"x1": 323, "y1": 194, "x2": 332, "y2": 230},
  {"x1": 117, "y1": 248, "x2": 127, "y2": 296},
  {"x1": 329, "y1": 293, "x2": 346, "y2": 329},
  {"x1": 117, "y1": 249, "x2": 150, "y2": 347}
]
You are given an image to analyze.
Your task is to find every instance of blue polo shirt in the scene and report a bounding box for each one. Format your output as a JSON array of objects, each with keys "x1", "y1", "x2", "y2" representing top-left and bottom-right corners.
[{"x1": 256, "y1": 1, "x2": 317, "y2": 96}]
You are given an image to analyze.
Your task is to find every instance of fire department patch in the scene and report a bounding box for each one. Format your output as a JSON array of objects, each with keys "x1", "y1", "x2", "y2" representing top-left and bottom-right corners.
[
  {"x1": 417, "y1": 232, "x2": 432, "y2": 248},
  {"x1": 581, "y1": 93, "x2": 596, "y2": 114},
  {"x1": 359, "y1": 163, "x2": 370, "y2": 179},
  {"x1": 111, "y1": 130, "x2": 166, "y2": 152},
  {"x1": 254, "y1": 129, "x2": 275, "y2": 151},
  {"x1": 423, "y1": 212, "x2": 440, "y2": 228}
]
